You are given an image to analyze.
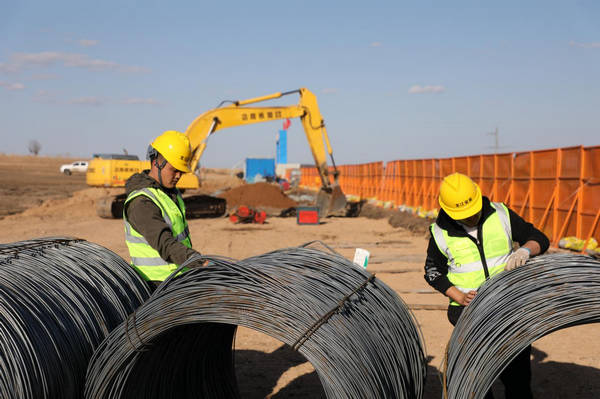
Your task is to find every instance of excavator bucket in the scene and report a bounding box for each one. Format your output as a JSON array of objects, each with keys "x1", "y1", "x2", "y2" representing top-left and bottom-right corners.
[{"x1": 316, "y1": 185, "x2": 347, "y2": 217}]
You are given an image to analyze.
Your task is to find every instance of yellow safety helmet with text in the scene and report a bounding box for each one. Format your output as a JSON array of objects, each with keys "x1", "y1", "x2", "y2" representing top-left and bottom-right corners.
[
  {"x1": 438, "y1": 173, "x2": 482, "y2": 220},
  {"x1": 151, "y1": 130, "x2": 192, "y2": 173}
]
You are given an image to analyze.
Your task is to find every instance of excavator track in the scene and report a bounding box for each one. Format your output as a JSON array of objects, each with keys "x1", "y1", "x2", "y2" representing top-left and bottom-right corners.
[
  {"x1": 96, "y1": 194, "x2": 226, "y2": 219},
  {"x1": 96, "y1": 193, "x2": 128, "y2": 219},
  {"x1": 183, "y1": 195, "x2": 227, "y2": 218}
]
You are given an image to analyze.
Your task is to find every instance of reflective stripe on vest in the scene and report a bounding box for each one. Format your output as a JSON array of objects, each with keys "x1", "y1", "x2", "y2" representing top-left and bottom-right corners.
[
  {"x1": 432, "y1": 202, "x2": 512, "y2": 306},
  {"x1": 123, "y1": 187, "x2": 191, "y2": 281}
]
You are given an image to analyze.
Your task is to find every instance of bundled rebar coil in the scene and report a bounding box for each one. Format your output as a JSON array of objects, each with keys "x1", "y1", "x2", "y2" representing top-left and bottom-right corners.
[
  {"x1": 0, "y1": 237, "x2": 151, "y2": 399},
  {"x1": 85, "y1": 245, "x2": 427, "y2": 399},
  {"x1": 444, "y1": 253, "x2": 600, "y2": 399}
]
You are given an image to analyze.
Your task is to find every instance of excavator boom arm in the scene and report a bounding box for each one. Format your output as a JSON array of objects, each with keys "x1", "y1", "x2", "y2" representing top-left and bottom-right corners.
[
  {"x1": 184, "y1": 88, "x2": 336, "y2": 189},
  {"x1": 93, "y1": 89, "x2": 347, "y2": 219}
]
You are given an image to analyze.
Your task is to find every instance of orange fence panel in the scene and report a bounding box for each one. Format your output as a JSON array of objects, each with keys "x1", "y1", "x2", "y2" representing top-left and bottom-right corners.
[
  {"x1": 298, "y1": 145, "x2": 598, "y2": 248},
  {"x1": 582, "y1": 146, "x2": 600, "y2": 251}
]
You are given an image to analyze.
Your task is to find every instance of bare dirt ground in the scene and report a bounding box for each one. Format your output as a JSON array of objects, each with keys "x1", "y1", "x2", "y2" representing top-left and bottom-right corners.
[
  {"x1": 0, "y1": 155, "x2": 598, "y2": 398},
  {"x1": 0, "y1": 155, "x2": 89, "y2": 218}
]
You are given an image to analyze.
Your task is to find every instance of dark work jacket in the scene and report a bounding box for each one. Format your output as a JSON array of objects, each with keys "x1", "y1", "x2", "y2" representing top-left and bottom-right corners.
[
  {"x1": 424, "y1": 196, "x2": 550, "y2": 294},
  {"x1": 124, "y1": 171, "x2": 197, "y2": 266}
]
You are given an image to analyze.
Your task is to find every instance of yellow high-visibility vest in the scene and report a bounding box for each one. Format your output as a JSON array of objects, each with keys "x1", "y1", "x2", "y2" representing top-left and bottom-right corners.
[
  {"x1": 124, "y1": 187, "x2": 191, "y2": 281},
  {"x1": 431, "y1": 202, "x2": 512, "y2": 306}
]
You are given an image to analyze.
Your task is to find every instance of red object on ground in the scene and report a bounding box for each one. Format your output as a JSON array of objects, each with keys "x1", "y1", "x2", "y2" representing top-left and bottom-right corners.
[
  {"x1": 279, "y1": 180, "x2": 290, "y2": 191},
  {"x1": 297, "y1": 207, "x2": 320, "y2": 225},
  {"x1": 236, "y1": 205, "x2": 251, "y2": 218},
  {"x1": 254, "y1": 210, "x2": 267, "y2": 224},
  {"x1": 229, "y1": 205, "x2": 267, "y2": 224}
]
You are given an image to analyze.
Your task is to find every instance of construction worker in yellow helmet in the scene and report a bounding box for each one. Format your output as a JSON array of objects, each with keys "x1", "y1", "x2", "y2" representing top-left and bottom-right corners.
[
  {"x1": 123, "y1": 130, "x2": 200, "y2": 292},
  {"x1": 424, "y1": 172, "x2": 549, "y2": 399}
]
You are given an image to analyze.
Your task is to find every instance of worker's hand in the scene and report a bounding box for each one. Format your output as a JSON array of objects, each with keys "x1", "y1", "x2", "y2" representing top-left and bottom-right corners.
[
  {"x1": 445, "y1": 286, "x2": 477, "y2": 306},
  {"x1": 187, "y1": 259, "x2": 210, "y2": 268},
  {"x1": 183, "y1": 252, "x2": 209, "y2": 269},
  {"x1": 505, "y1": 247, "x2": 531, "y2": 271},
  {"x1": 459, "y1": 290, "x2": 477, "y2": 306}
]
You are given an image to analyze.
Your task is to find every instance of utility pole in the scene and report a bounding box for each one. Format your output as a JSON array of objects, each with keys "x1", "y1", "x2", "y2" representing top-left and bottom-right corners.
[{"x1": 487, "y1": 128, "x2": 499, "y2": 153}]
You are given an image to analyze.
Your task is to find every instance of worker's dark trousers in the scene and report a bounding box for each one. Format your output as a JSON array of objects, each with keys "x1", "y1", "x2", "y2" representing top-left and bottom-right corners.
[{"x1": 448, "y1": 305, "x2": 533, "y2": 399}]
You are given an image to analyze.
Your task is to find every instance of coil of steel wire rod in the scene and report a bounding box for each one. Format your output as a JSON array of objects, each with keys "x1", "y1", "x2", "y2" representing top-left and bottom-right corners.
[
  {"x1": 85, "y1": 245, "x2": 427, "y2": 399},
  {"x1": 0, "y1": 237, "x2": 151, "y2": 399},
  {"x1": 443, "y1": 253, "x2": 600, "y2": 399}
]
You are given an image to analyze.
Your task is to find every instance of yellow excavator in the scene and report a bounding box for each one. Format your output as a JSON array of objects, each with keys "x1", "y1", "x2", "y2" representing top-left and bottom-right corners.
[{"x1": 91, "y1": 88, "x2": 347, "y2": 218}]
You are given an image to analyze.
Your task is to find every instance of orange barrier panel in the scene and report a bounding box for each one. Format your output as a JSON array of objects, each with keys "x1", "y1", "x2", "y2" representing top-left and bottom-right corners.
[{"x1": 299, "y1": 145, "x2": 599, "y2": 249}]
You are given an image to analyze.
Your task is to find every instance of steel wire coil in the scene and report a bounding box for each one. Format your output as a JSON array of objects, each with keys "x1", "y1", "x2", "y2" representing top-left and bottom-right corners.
[
  {"x1": 443, "y1": 253, "x2": 600, "y2": 399},
  {"x1": 0, "y1": 237, "x2": 151, "y2": 399},
  {"x1": 85, "y1": 245, "x2": 427, "y2": 399}
]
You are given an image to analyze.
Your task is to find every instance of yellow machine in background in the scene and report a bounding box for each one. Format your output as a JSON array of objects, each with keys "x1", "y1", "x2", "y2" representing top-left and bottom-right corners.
[
  {"x1": 91, "y1": 88, "x2": 348, "y2": 218},
  {"x1": 89, "y1": 154, "x2": 205, "y2": 218},
  {"x1": 87, "y1": 154, "x2": 198, "y2": 188}
]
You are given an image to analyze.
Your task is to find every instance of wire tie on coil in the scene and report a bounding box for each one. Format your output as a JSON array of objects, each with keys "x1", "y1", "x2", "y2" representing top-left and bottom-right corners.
[
  {"x1": 299, "y1": 240, "x2": 342, "y2": 256},
  {"x1": 124, "y1": 312, "x2": 136, "y2": 351},
  {"x1": 292, "y1": 273, "x2": 376, "y2": 351},
  {"x1": 52, "y1": 238, "x2": 82, "y2": 248},
  {"x1": 125, "y1": 310, "x2": 150, "y2": 352}
]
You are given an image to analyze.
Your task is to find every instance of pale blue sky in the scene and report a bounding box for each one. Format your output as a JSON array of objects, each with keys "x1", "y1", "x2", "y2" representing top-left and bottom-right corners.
[{"x1": 1, "y1": 1, "x2": 598, "y2": 167}]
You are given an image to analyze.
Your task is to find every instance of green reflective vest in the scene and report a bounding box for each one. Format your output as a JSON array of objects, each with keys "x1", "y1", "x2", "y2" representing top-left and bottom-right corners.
[
  {"x1": 431, "y1": 202, "x2": 512, "y2": 306},
  {"x1": 124, "y1": 187, "x2": 191, "y2": 281}
]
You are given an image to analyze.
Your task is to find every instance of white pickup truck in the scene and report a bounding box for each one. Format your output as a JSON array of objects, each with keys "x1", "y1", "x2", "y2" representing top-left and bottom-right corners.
[{"x1": 60, "y1": 161, "x2": 88, "y2": 175}]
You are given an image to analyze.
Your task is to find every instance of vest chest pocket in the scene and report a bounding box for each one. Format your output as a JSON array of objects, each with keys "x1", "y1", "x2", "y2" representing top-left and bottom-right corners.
[
  {"x1": 484, "y1": 235, "x2": 509, "y2": 258},
  {"x1": 446, "y1": 238, "x2": 480, "y2": 268},
  {"x1": 451, "y1": 240, "x2": 475, "y2": 253}
]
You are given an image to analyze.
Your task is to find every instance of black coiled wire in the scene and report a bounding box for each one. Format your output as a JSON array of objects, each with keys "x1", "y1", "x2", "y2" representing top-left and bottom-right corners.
[
  {"x1": 85, "y1": 244, "x2": 427, "y2": 399},
  {"x1": 0, "y1": 237, "x2": 151, "y2": 399},
  {"x1": 443, "y1": 253, "x2": 600, "y2": 399}
]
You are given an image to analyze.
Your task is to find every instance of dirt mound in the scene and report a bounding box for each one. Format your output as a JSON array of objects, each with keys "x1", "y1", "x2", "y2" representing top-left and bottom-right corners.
[
  {"x1": 196, "y1": 168, "x2": 245, "y2": 195},
  {"x1": 12, "y1": 188, "x2": 121, "y2": 220},
  {"x1": 388, "y1": 212, "x2": 431, "y2": 236},
  {"x1": 360, "y1": 204, "x2": 431, "y2": 235},
  {"x1": 218, "y1": 183, "x2": 297, "y2": 212},
  {"x1": 359, "y1": 204, "x2": 394, "y2": 219}
]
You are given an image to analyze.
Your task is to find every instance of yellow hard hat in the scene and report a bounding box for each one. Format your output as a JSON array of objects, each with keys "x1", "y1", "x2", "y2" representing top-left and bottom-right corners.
[
  {"x1": 438, "y1": 173, "x2": 482, "y2": 220},
  {"x1": 151, "y1": 130, "x2": 192, "y2": 173}
]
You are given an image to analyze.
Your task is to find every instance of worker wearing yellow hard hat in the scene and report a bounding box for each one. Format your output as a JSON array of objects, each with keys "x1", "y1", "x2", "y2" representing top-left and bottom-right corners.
[
  {"x1": 123, "y1": 130, "x2": 200, "y2": 291},
  {"x1": 437, "y1": 172, "x2": 482, "y2": 220},
  {"x1": 149, "y1": 130, "x2": 193, "y2": 174},
  {"x1": 424, "y1": 172, "x2": 549, "y2": 398}
]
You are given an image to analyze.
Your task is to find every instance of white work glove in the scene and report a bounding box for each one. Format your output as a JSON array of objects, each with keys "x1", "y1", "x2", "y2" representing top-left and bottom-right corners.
[{"x1": 505, "y1": 247, "x2": 531, "y2": 271}]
